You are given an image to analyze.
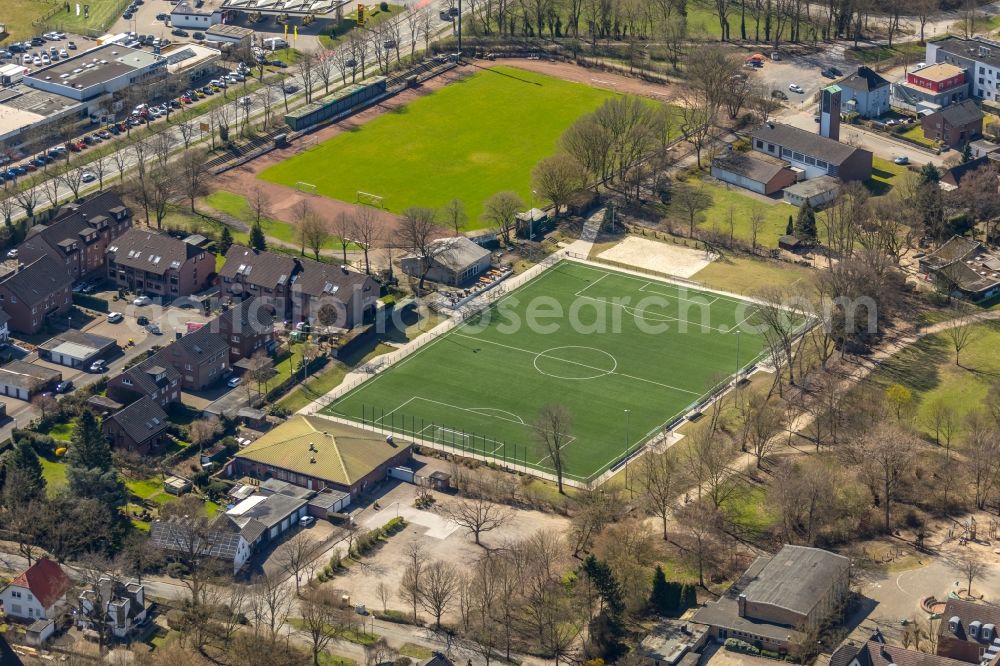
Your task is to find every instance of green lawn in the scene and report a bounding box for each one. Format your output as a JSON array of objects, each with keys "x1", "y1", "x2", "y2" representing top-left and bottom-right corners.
[
  {"x1": 49, "y1": 422, "x2": 74, "y2": 442},
  {"x1": 278, "y1": 361, "x2": 349, "y2": 412},
  {"x1": 40, "y1": 457, "x2": 67, "y2": 493},
  {"x1": 691, "y1": 180, "x2": 791, "y2": 246},
  {"x1": 324, "y1": 260, "x2": 775, "y2": 482},
  {"x1": 260, "y1": 66, "x2": 619, "y2": 224},
  {"x1": 847, "y1": 41, "x2": 926, "y2": 65},
  {"x1": 869, "y1": 320, "x2": 1000, "y2": 440},
  {"x1": 0, "y1": 1, "x2": 51, "y2": 41},
  {"x1": 201, "y1": 190, "x2": 352, "y2": 251},
  {"x1": 693, "y1": 255, "x2": 814, "y2": 295},
  {"x1": 897, "y1": 124, "x2": 938, "y2": 149},
  {"x1": 867, "y1": 156, "x2": 909, "y2": 196},
  {"x1": 44, "y1": 0, "x2": 126, "y2": 35}
]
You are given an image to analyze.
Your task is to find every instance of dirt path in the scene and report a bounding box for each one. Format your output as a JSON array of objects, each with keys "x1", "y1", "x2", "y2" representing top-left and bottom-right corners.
[{"x1": 482, "y1": 57, "x2": 677, "y2": 100}]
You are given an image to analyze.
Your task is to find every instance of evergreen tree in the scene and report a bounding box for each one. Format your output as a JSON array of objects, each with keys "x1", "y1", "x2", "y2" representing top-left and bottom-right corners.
[
  {"x1": 785, "y1": 214, "x2": 793, "y2": 236},
  {"x1": 794, "y1": 202, "x2": 817, "y2": 241},
  {"x1": 249, "y1": 221, "x2": 266, "y2": 251},
  {"x1": 66, "y1": 412, "x2": 126, "y2": 511},
  {"x1": 919, "y1": 163, "x2": 941, "y2": 184},
  {"x1": 583, "y1": 555, "x2": 626, "y2": 621},
  {"x1": 666, "y1": 580, "x2": 682, "y2": 613},
  {"x1": 3, "y1": 440, "x2": 45, "y2": 506},
  {"x1": 66, "y1": 412, "x2": 112, "y2": 471},
  {"x1": 962, "y1": 142, "x2": 973, "y2": 164},
  {"x1": 651, "y1": 565, "x2": 671, "y2": 614},
  {"x1": 219, "y1": 225, "x2": 234, "y2": 255},
  {"x1": 680, "y1": 584, "x2": 698, "y2": 610}
]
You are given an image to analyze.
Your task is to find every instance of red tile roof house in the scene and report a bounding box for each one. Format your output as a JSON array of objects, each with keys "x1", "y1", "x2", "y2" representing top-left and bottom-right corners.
[
  {"x1": 0, "y1": 558, "x2": 72, "y2": 623},
  {"x1": 106, "y1": 229, "x2": 215, "y2": 300}
]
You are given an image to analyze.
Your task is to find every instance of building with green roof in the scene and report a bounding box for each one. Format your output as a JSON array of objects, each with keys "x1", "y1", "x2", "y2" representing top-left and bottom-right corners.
[{"x1": 228, "y1": 415, "x2": 412, "y2": 498}]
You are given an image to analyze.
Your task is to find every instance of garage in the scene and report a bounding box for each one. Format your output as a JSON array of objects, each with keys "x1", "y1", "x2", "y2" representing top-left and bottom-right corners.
[
  {"x1": 38, "y1": 330, "x2": 117, "y2": 369},
  {"x1": 0, "y1": 361, "x2": 61, "y2": 401}
]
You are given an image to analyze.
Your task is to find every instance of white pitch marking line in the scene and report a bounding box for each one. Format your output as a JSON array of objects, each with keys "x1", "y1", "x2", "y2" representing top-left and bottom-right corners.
[
  {"x1": 574, "y1": 272, "x2": 608, "y2": 298},
  {"x1": 454, "y1": 333, "x2": 701, "y2": 396}
]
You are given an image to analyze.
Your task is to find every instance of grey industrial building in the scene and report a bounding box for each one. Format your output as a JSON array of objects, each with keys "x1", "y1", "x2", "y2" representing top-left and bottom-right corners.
[
  {"x1": 692, "y1": 545, "x2": 851, "y2": 652},
  {"x1": 24, "y1": 44, "x2": 165, "y2": 103}
]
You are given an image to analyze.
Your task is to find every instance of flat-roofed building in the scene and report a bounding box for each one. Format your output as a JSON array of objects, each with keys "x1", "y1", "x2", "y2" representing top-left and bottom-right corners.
[
  {"x1": 205, "y1": 24, "x2": 253, "y2": 45},
  {"x1": 24, "y1": 44, "x2": 166, "y2": 103},
  {"x1": 161, "y1": 43, "x2": 221, "y2": 85},
  {"x1": 0, "y1": 86, "x2": 83, "y2": 150}
]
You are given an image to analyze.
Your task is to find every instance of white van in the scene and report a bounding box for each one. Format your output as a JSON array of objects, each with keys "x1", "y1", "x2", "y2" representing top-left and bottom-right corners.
[{"x1": 262, "y1": 37, "x2": 288, "y2": 51}]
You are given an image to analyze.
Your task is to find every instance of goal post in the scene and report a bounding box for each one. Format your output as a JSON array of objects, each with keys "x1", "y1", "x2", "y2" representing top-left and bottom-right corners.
[
  {"x1": 296, "y1": 181, "x2": 318, "y2": 195},
  {"x1": 356, "y1": 191, "x2": 385, "y2": 209}
]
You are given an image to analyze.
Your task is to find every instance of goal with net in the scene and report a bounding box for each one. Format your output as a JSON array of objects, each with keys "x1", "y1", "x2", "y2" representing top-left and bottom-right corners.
[
  {"x1": 356, "y1": 191, "x2": 385, "y2": 209},
  {"x1": 296, "y1": 181, "x2": 318, "y2": 195}
]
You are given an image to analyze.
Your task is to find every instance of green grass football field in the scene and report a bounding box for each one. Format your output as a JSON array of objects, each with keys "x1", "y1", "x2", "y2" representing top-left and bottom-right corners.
[
  {"x1": 259, "y1": 66, "x2": 618, "y2": 225},
  {"x1": 324, "y1": 261, "x2": 775, "y2": 483}
]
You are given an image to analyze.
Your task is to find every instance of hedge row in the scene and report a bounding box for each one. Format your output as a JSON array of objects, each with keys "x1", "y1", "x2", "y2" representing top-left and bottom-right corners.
[{"x1": 72, "y1": 293, "x2": 109, "y2": 312}]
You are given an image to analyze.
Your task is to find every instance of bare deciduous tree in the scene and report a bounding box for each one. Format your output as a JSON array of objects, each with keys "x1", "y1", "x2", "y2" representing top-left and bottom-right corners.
[
  {"x1": 420, "y1": 560, "x2": 460, "y2": 629},
  {"x1": 482, "y1": 191, "x2": 524, "y2": 245},
  {"x1": 534, "y1": 403, "x2": 573, "y2": 494},
  {"x1": 444, "y1": 498, "x2": 513, "y2": 546}
]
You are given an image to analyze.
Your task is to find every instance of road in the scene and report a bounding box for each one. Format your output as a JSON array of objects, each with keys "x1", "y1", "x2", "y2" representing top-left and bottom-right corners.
[{"x1": 4, "y1": 1, "x2": 454, "y2": 224}]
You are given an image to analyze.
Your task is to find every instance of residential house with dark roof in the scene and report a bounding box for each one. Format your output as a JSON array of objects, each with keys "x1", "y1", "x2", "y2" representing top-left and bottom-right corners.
[
  {"x1": 400, "y1": 236, "x2": 494, "y2": 286},
  {"x1": 918, "y1": 235, "x2": 1000, "y2": 302},
  {"x1": 18, "y1": 191, "x2": 132, "y2": 281},
  {"x1": 710, "y1": 150, "x2": 799, "y2": 196},
  {"x1": 149, "y1": 514, "x2": 253, "y2": 575},
  {"x1": 225, "y1": 492, "x2": 308, "y2": 547},
  {"x1": 106, "y1": 229, "x2": 214, "y2": 299},
  {"x1": 0, "y1": 558, "x2": 72, "y2": 621},
  {"x1": 0, "y1": 256, "x2": 72, "y2": 334},
  {"x1": 158, "y1": 327, "x2": 230, "y2": 391},
  {"x1": 229, "y1": 414, "x2": 412, "y2": 498},
  {"x1": 838, "y1": 66, "x2": 890, "y2": 118},
  {"x1": 219, "y1": 246, "x2": 378, "y2": 328},
  {"x1": 290, "y1": 257, "x2": 379, "y2": 328},
  {"x1": 209, "y1": 298, "x2": 276, "y2": 362},
  {"x1": 751, "y1": 122, "x2": 873, "y2": 181},
  {"x1": 107, "y1": 355, "x2": 181, "y2": 408},
  {"x1": 939, "y1": 154, "x2": 1000, "y2": 191},
  {"x1": 77, "y1": 577, "x2": 147, "y2": 640},
  {"x1": 102, "y1": 396, "x2": 169, "y2": 455},
  {"x1": 922, "y1": 99, "x2": 984, "y2": 148},
  {"x1": 832, "y1": 630, "x2": 972, "y2": 666},
  {"x1": 691, "y1": 545, "x2": 850, "y2": 651},
  {"x1": 219, "y1": 245, "x2": 296, "y2": 311},
  {"x1": 936, "y1": 599, "x2": 1000, "y2": 663},
  {"x1": 927, "y1": 37, "x2": 1000, "y2": 103}
]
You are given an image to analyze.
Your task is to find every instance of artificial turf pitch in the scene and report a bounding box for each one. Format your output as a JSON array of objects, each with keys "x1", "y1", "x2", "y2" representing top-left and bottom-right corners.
[
  {"x1": 258, "y1": 66, "x2": 617, "y2": 223},
  {"x1": 323, "y1": 261, "x2": 772, "y2": 483}
]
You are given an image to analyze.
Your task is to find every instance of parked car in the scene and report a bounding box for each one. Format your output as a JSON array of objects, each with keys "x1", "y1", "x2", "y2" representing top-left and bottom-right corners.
[
  {"x1": 81, "y1": 171, "x2": 96, "y2": 183},
  {"x1": 788, "y1": 83, "x2": 804, "y2": 93},
  {"x1": 107, "y1": 312, "x2": 124, "y2": 323},
  {"x1": 133, "y1": 295, "x2": 152, "y2": 306},
  {"x1": 227, "y1": 376, "x2": 242, "y2": 388},
  {"x1": 67, "y1": 41, "x2": 77, "y2": 49},
  {"x1": 893, "y1": 155, "x2": 910, "y2": 165},
  {"x1": 146, "y1": 324, "x2": 162, "y2": 335},
  {"x1": 299, "y1": 516, "x2": 315, "y2": 527},
  {"x1": 89, "y1": 359, "x2": 107, "y2": 373},
  {"x1": 172, "y1": 28, "x2": 189, "y2": 37},
  {"x1": 55, "y1": 380, "x2": 74, "y2": 394},
  {"x1": 156, "y1": 12, "x2": 168, "y2": 20},
  {"x1": 137, "y1": 315, "x2": 149, "y2": 326},
  {"x1": 193, "y1": 32, "x2": 205, "y2": 40}
]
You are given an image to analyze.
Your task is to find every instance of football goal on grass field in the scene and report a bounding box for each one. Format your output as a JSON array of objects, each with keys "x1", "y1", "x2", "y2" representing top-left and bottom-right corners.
[
  {"x1": 323, "y1": 260, "x2": 807, "y2": 485},
  {"x1": 296, "y1": 181, "x2": 318, "y2": 194}
]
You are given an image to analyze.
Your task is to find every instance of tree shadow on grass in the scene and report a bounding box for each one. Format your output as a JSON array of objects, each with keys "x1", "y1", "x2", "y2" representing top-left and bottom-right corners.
[{"x1": 870, "y1": 334, "x2": 947, "y2": 395}]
